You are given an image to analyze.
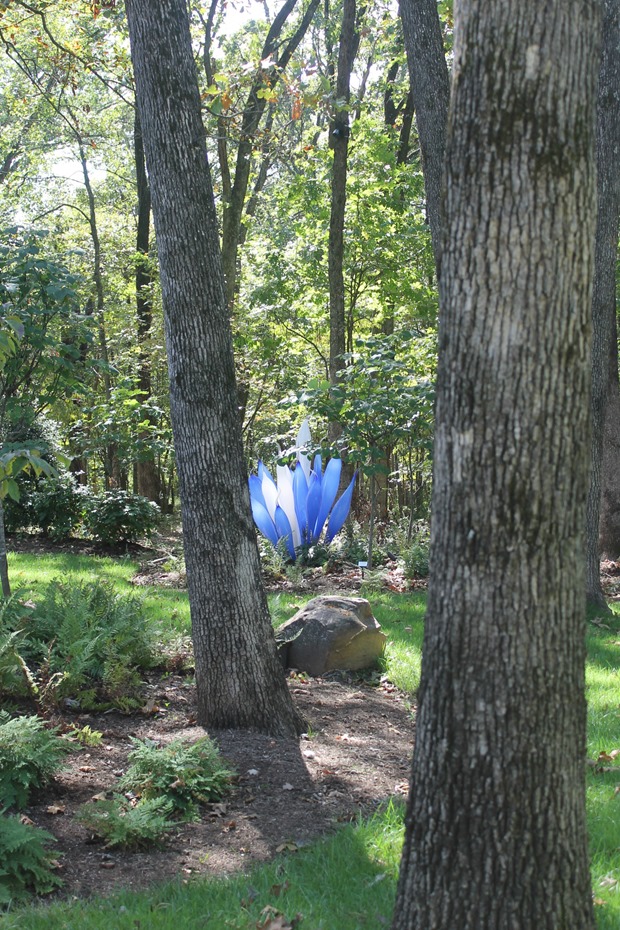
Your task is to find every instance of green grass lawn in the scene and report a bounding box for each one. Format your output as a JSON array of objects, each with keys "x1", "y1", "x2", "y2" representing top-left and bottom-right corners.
[{"x1": 3, "y1": 550, "x2": 620, "y2": 927}]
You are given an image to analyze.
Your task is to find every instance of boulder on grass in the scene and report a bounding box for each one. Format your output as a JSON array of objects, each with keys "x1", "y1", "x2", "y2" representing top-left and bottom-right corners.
[{"x1": 275, "y1": 595, "x2": 387, "y2": 677}]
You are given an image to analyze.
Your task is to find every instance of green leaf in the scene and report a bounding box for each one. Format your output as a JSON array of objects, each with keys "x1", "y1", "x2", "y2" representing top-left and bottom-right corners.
[{"x1": 6, "y1": 479, "x2": 20, "y2": 501}]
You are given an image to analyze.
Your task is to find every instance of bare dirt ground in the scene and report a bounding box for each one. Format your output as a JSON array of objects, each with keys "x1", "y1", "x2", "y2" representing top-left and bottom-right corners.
[{"x1": 7, "y1": 531, "x2": 416, "y2": 903}]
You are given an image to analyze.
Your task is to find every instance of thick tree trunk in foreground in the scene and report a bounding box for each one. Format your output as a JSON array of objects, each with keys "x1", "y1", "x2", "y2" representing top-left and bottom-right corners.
[
  {"x1": 125, "y1": 0, "x2": 304, "y2": 737},
  {"x1": 393, "y1": 2, "x2": 600, "y2": 928},
  {"x1": 585, "y1": 0, "x2": 620, "y2": 606}
]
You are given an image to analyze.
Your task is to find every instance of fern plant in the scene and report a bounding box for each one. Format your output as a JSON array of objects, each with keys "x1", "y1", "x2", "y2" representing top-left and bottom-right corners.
[
  {"x1": 2, "y1": 579, "x2": 158, "y2": 709},
  {"x1": 0, "y1": 712, "x2": 70, "y2": 810},
  {"x1": 0, "y1": 630, "x2": 32, "y2": 699},
  {"x1": 76, "y1": 797, "x2": 174, "y2": 849},
  {"x1": 0, "y1": 814, "x2": 62, "y2": 905},
  {"x1": 119, "y1": 736, "x2": 233, "y2": 816}
]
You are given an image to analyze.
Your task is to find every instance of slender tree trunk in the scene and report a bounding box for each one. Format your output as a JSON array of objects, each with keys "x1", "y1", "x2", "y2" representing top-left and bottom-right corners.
[
  {"x1": 125, "y1": 0, "x2": 305, "y2": 737},
  {"x1": 585, "y1": 0, "x2": 620, "y2": 608},
  {"x1": 398, "y1": 0, "x2": 450, "y2": 270},
  {"x1": 328, "y1": 0, "x2": 361, "y2": 396},
  {"x1": 0, "y1": 499, "x2": 10, "y2": 599},
  {"x1": 133, "y1": 107, "x2": 161, "y2": 504},
  {"x1": 203, "y1": 0, "x2": 320, "y2": 311},
  {"x1": 393, "y1": 2, "x2": 600, "y2": 928},
  {"x1": 79, "y1": 145, "x2": 118, "y2": 488}
]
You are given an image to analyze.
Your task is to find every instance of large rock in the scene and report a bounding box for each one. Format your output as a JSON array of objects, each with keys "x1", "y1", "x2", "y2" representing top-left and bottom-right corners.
[{"x1": 275, "y1": 595, "x2": 387, "y2": 677}]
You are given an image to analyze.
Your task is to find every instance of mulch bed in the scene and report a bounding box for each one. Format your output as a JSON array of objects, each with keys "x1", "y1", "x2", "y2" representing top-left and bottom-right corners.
[{"x1": 22, "y1": 673, "x2": 414, "y2": 901}]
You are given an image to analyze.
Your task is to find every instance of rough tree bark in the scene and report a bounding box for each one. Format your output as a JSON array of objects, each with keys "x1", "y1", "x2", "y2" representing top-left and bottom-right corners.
[
  {"x1": 585, "y1": 0, "x2": 620, "y2": 607},
  {"x1": 125, "y1": 0, "x2": 305, "y2": 737},
  {"x1": 593, "y1": 0, "x2": 620, "y2": 565},
  {"x1": 392, "y1": 1, "x2": 600, "y2": 928},
  {"x1": 600, "y1": 354, "x2": 620, "y2": 557}
]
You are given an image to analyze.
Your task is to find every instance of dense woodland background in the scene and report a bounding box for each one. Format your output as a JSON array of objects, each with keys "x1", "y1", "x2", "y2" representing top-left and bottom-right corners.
[{"x1": 0, "y1": 0, "x2": 443, "y2": 561}]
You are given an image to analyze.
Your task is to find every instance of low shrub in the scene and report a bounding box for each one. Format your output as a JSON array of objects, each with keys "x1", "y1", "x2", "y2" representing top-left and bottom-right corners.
[
  {"x1": 84, "y1": 490, "x2": 160, "y2": 544},
  {"x1": 76, "y1": 797, "x2": 174, "y2": 849},
  {"x1": 0, "y1": 712, "x2": 70, "y2": 810},
  {"x1": 119, "y1": 736, "x2": 233, "y2": 817},
  {"x1": 0, "y1": 814, "x2": 62, "y2": 905}
]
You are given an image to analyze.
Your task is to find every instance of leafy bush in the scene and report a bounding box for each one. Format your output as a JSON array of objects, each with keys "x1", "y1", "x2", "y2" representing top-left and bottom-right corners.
[
  {"x1": 0, "y1": 712, "x2": 70, "y2": 810},
  {"x1": 2, "y1": 417, "x2": 68, "y2": 535},
  {"x1": 28, "y1": 473, "x2": 87, "y2": 540},
  {"x1": 0, "y1": 814, "x2": 62, "y2": 905},
  {"x1": 0, "y1": 580, "x2": 158, "y2": 710},
  {"x1": 119, "y1": 736, "x2": 233, "y2": 816},
  {"x1": 2, "y1": 492, "x2": 34, "y2": 534},
  {"x1": 76, "y1": 797, "x2": 174, "y2": 849},
  {"x1": 84, "y1": 490, "x2": 160, "y2": 544}
]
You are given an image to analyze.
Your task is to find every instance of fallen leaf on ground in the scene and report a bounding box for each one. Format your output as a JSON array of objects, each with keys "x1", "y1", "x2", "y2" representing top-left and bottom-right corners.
[
  {"x1": 256, "y1": 905, "x2": 303, "y2": 930},
  {"x1": 270, "y1": 880, "x2": 290, "y2": 897},
  {"x1": 46, "y1": 804, "x2": 65, "y2": 815},
  {"x1": 275, "y1": 842, "x2": 298, "y2": 854}
]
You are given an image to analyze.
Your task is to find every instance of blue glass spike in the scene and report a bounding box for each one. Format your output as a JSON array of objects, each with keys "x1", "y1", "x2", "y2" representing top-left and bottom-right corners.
[
  {"x1": 306, "y1": 470, "x2": 321, "y2": 544},
  {"x1": 312, "y1": 454, "x2": 322, "y2": 488},
  {"x1": 293, "y1": 466, "x2": 309, "y2": 545},
  {"x1": 325, "y1": 471, "x2": 357, "y2": 542},
  {"x1": 312, "y1": 457, "x2": 342, "y2": 543},
  {"x1": 249, "y1": 474, "x2": 266, "y2": 510},
  {"x1": 258, "y1": 461, "x2": 276, "y2": 486},
  {"x1": 250, "y1": 498, "x2": 279, "y2": 546},
  {"x1": 274, "y1": 505, "x2": 297, "y2": 560}
]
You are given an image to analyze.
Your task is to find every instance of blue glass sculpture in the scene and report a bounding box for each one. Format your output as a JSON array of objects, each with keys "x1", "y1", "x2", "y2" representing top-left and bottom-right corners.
[{"x1": 249, "y1": 420, "x2": 356, "y2": 560}]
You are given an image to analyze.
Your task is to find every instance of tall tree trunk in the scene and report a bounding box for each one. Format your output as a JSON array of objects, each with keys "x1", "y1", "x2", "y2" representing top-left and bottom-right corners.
[
  {"x1": 79, "y1": 145, "x2": 118, "y2": 489},
  {"x1": 125, "y1": 0, "x2": 304, "y2": 737},
  {"x1": 133, "y1": 107, "x2": 161, "y2": 504},
  {"x1": 585, "y1": 0, "x2": 620, "y2": 608},
  {"x1": 398, "y1": 0, "x2": 450, "y2": 271},
  {"x1": 328, "y1": 0, "x2": 361, "y2": 397},
  {"x1": 393, "y1": 1, "x2": 600, "y2": 928}
]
